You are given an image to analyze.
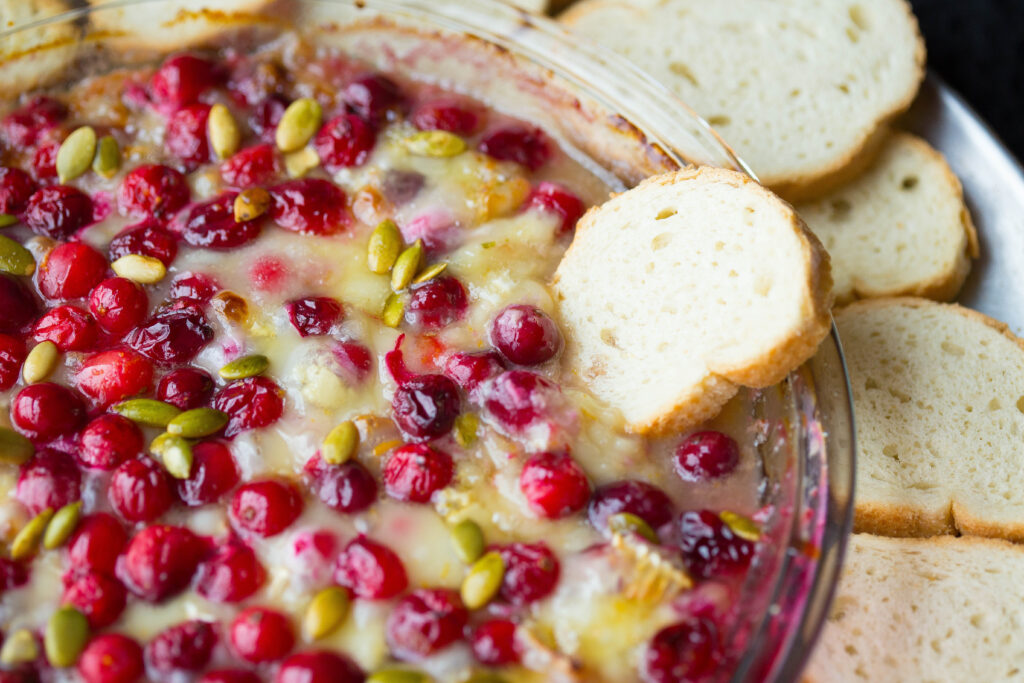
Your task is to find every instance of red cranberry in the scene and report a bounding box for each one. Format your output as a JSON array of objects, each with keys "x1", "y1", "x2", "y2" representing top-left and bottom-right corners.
[
  {"x1": 269, "y1": 179, "x2": 348, "y2": 235},
  {"x1": 471, "y1": 619, "x2": 521, "y2": 666},
  {"x1": 229, "y1": 607, "x2": 294, "y2": 663},
  {"x1": 75, "y1": 349, "x2": 154, "y2": 408},
  {"x1": 275, "y1": 651, "x2": 364, "y2": 683},
  {"x1": 37, "y1": 241, "x2": 108, "y2": 300},
  {"x1": 31, "y1": 305, "x2": 97, "y2": 351},
  {"x1": 88, "y1": 278, "x2": 148, "y2": 336},
  {"x1": 334, "y1": 536, "x2": 408, "y2": 600},
  {"x1": 213, "y1": 376, "x2": 285, "y2": 437},
  {"x1": 0, "y1": 276, "x2": 38, "y2": 334},
  {"x1": 405, "y1": 276, "x2": 468, "y2": 331},
  {"x1": 390, "y1": 374, "x2": 460, "y2": 442},
  {"x1": 78, "y1": 634, "x2": 145, "y2": 683},
  {"x1": 383, "y1": 444, "x2": 453, "y2": 504},
  {"x1": 248, "y1": 255, "x2": 288, "y2": 292},
  {"x1": 68, "y1": 513, "x2": 127, "y2": 575},
  {"x1": 0, "y1": 335, "x2": 26, "y2": 390},
  {"x1": 411, "y1": 99, "x2": 480, "y2": 135},
  {"x1": 108, "y1": 220, "x2": 179, "y2": 267},
  {"x1": 519, "y1": 451, "x2": 590, "y2": 519},
  {"x1": 178, "y1": 440, "x2": 239, "y2": 505},
  {"x1": 118, "y1": 165, "x2": 190, "y2": 219},
  {"x1": 125, "y1": 304, "x2": 213, "y2": 363},
  {"x1": 168, "y1": 271, "x2": 219, "y2": 303},
  {"x1": 183, "y1": 192, "x2": 263, "y2": 249},
  {"x1": 286, "y1": 296, "x2": 343, "y2": 337},
  {"x1": 386, "y1": 588, "x2": 468, "y2": 660},
  {"x1": 674, "y1": 431, "x2": 741, "y2": 482},
  {"x1": 0, "y1": 167, "x2": 37, "y2": 214},
  {"x1": 343, "y1": 74, "x2": 406, "y2": 124},
  {"x1": 157, "y1": 367, "x2": 214, "y2": 410},
  {"x1": 11, "y1": 383, "x2": 86, "y2": 440},
  {"x1": 305, "y1": 457, "x2": 378, "y2": 514},
  {"x1": 483, "y1": 370, "x2": 556, "y2": 431},
  {"x1": 31, "y1": 141, "x2": 58, "y2": 183},
  {"x1": 490, "y1": 305, "x2": 561, "y2": 366},
  {"x1": 1, "y1": 96, "x2": 66, "y2": 147},
  {"x1": 79, "y1": 414, "x2": 143, "y2": 470},
  {"x1": 108, "y1": 458, "x2": 176, "y2": 523},
  {"x1": 230, "y1": 479, "x2": 303, "y2": 537},
  {"x1": 250, "y1": 95, "x2": 288, "y2": 143},
  {"x1": 117, "y1": 524, "x2": 206, "y2": 602},
  {"x1": 151, "y1": 54, "x2": 218, "y2": 108},
  {"x1": 526, "y1": 181, "x2": 585, "y2": 234},
  {"x1": 145, "y1": 620, "x2": 216, "y2": 675},
  {"x1": 200, "y1": 671, "x2": 261, "y2": 683},
  {"x1": 313, "y1": 114, "x2": 376, "y2": 171},
  {"x1": 442, "y1": 351, "x2": 505, "y2": 394},
  {"x1": 678, "y1": 510, "x2": 756, "y2": 579},
  {"x1": 478, "y1": 126, "x2": 551, "y2": 171},
  {"x1": 327, "y1": 341, "x2": 371, "y2": 385},
  {"x1": 193, "y1": 541, "x2": 266, "y2": 603},
  {"x1": 165, "y1": 104, "x2": 212, "y2": 169},
  {"x1": 588, "y1": 480, "x2": 674, "y2": 534},
  {"x1": 16, "y1": 449, "x2": 80, "y2": 514},
  {"x1": 63, "y1": 571, "x2": 127, "y2": 629},
  {"x1": 0, "y1": 558, "x2": 28, "y2": 593},
  {"x1": 497, "y1": 542, "x2": 560, "y2": 605},
  {"x1": 642, "y1": 618, "x2": 720, "y2": 683},
  {"x1": 221, "y1": 144, "x2": 278, "y2": 187},
  {"x1": 23, "y1": 186, "x2": 94, "y2": 239}
]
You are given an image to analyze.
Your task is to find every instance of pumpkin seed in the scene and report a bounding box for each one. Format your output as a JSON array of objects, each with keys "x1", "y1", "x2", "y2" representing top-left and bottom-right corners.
[
  {"x1": 0, "y1": 234, "x2": 35, "y2": 276},
  {"x1": 284, "y1": 146, "x2": 321, "y2": 178},
  {"x1": 208, "y1": 104, "x2": 241, "y2": 160},
  {"x1": 367, "y1": 670, "x2": 432, "y2": 683},
  {"x1": 56, "y1": 126, "x2": 97, "y2": 183},
  {"x1": 0, "y1": 628, "x2": 38, "y2": 665},
  {"x1": 11, "y1": 508, "x2": 54, "y2": 561},
  {"x1": 0, "y1": 427, "x2": 34, "y2": 465},
  {"x1": 234, "y1": 187, "x2": 271, "y2": 223},
  {"x1": 276, "y1": 97, "x2": 323, "y2": 153},
  {"x1": 412, "y1": 262, "x2": 447, "y2": 285},
  {"x1": 382, "y1": 292, "x2": 405, "y2": 328},
  {"x1": 92, "y1": 135, "x2": 121, "y2": 178},
  {"x1": 113, "y1": 398, "x2": 182, "y2": 427},
  {"x1": 303, "y1": 586, "x2": 350, "y2": 640},
  {"x1": 323, "y1": 420, "x2": 359, "y2": 466},
  {"x1": 390, "y1": 240, "x2": 423, "y2": 291},
  {"x1": 43, "y1": 501, "x2": 82, "y2": 550},
  {"x1": 450, "y1": 518, "x2": 484, "y2": 564},
  {"x1": 219, "y1": 354, "x2": 270, "y2": 380},
  {"x1": 111, "y1": 253, "x2": 166, "y2": 284},
  {"x1": 44, "y1": 606, "x2": 89, "y2": 668},
  {"x1": 159, "y1": 435, "x2": 193, "y2": 479},
  {"x1": 404, "y1": 130, "x2": 466, "y2": 158},
  {"x1": 607, "y1": 512, "x2": 659, "y2": 544},
  {"x1": 167, "y1": 407, "x2": 229, "y2": 438},
  {"x1": 0, "y1": 214, "x2": 16, "y2": 228},
  {"x1": 720, "y1": 510, "x2": 761, "y2": 542},
  {"x1": 460, "y1": 551, "x2": 504, "y2": 609},
  {"x1": 22, "y1": 340, "x2": 59, "y2": 384},
  {"x1": 367, "y1": 219, "x2": 403, "y2": 274}
]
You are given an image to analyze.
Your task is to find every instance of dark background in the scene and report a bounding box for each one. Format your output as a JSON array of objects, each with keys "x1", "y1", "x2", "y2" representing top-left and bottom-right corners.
[{"x1": 909, "y1": 0, "x2": 1024, "y2": 160}]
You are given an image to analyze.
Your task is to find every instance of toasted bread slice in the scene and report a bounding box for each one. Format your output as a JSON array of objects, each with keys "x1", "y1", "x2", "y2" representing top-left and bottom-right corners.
[
  {"x1": 552, "y1": 166, "x2": 832, "y2": 435},
  {"x1": 798, "y1": 131, "x2": 978, "y2": 304},
  {"x1": 0, "y1": 0, "x2": 77, "y2": 98},
  {"x1": 560, "y1": 0, "x2": 925, "y2": 201},
  {"x1": 835, "y1": 298, "x2": 1024, "y2": 540}
]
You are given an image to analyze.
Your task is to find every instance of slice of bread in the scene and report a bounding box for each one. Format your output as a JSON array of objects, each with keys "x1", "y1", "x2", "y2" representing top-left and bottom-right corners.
[
  {"x1": 552, "y1": 166, "x2": 832, "y2": 435},
  {"x1": 560, "y1": 0, "x2": 925, "y2": 201},
  {"x1": 835, "y1": 298, "x2": 1024, "y2": 540},
  {"x1": 797, "y1": 131, "x2": 978, "y2": 304},
  {"x1": 0, "y1": 0, "x2": 77, "y2": 98},
  {"x1": 803, "y1": 533, "x2": 1024, "y2": 683}
]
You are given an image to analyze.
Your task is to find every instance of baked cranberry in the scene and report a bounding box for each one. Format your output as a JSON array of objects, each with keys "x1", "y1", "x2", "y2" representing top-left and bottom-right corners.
[
  {"x1": 165, "y1": 104, "x2": 212, "y2": 169},
  {"x1": 145, "y1": 620, "x2": 217, "y2": 675},
  {"x1": 343, "y1": 74, "x2": 406, "y2": 124},
  {"x1": 471, "y1": 619, "x2": 521, "y2": 666},
  {"x1": 0, "y1": 667, "x2": 38, "y2": 683},
  {"x1": 0, "y1": 167, "x2": 37, "y2": 214},
  {"x1": 118, "y1": 164, "x2": 190, "y2": 218},
  {"x1": 642, "y1": 618, "x2": 720, "y2": 683},
  {"x1": 483, "y1": 370, "x2": 555, "y2": 431},
  {"x1": 229, "y1": 607, "x2": 294, "y2": 663},
  {"x1": 16, "y1": 449, "x2": 80, "y2": 514},
  {"x1": 76, "y1": 349, "x2": 154, "y2": 408},
  {"x1": 383, "y1": 444, "x2": 453, "y2": 504},
  {"x1": 331, "y1": 340, "x2": 373, "y2": 384},
  {"x1": 386, "y1": 588, "x2": 468, "y2": 660},
  {"x1": 108, "y1": 220, "x2": 179, "y2": 267},
  {"x1": 678, "y1": 510, "x2": 756, "y2": 579},
  {"x1": 286, "y1": 296, "x2": 343, "y2": 337},
  {"x1": 269, "y1": 179, "x2": 348, "y2": 235},
  {"x1": 157, "y1": 367, "x2": 215, "y2": 410},
  {"x1": 221, "y1": 144, "x2": 278, "y2": 187},
  {"x1": 37, "y1": 241, "x2": 108, "y2": 300},
  {"x1": 0, "y1": 335, "x2": 26, "y2": 390},
  {"x1": 168, "y1": 271, "x2": 219, "y2": 303},
  {"x1": 0, "y1": 558, "x2": 28, "y2": 593},
  {"x1": 497, "y1": 542, "x2": 560, "y2": 605},
  {"x1": 23, "y1": 186, "x2": 93, "y2": 239},
  {"x1": 0, "y1": 276, "x2": 38, "y2": 334},
  {"x1": 183, "y1": 192, "x2": 263, "y2": 249},
  {"x1": 79, "y1": 414, "x2": 143, "y2": 470},
  {"x1": 69, "y1": 513, "x2": 127, "y2": 575},
  {"x1": 78, "y1": 634, "x2": 145, "y2": 683},
  {"x1": 250, "y1": 95, "x2": 288, "y2": 143},
  {"x1": 313, "y1": 113, "x2": 376, "y2": 171},
  {"x1": 1, "y1": 96, "x2": 66, "y2": 147},
  {"x1": 178, "y1": 440, "x2": 239, "y2": 505},
  {"x1": 526, "y1": 181, "x2": 585, "y2": 234},
  {"x1": 490, "y1": 305, "x2": 561, "y2": 366},
  {"x1": 31, "y1": 305, "x2": 97, "y2": 351},
  {"x1": 306, "y1": 457, "x2": 378, "y2": 514},
  {"x1": 31, "y1": 141, "x2": 58, "y2": 183},
  {"x1": 478, "y1": 126, "x2": 551, "y2": 171},
  {"x1": 88, "y1": 278, "x2": 148, "y2": 336},
  {"x1": 588, "y1": 480, "x2": 675, "y2": 533},
  {"x1": 519, "y1": 451, "x2": 590, "y2": 519},
  {"x1": 193, "y1": 541, "x2": 266, "y2": 603},
  {"x1": 230, "y1": 479, "x2": 303, "y2": 537},
  {"x1": 411, "y1": 99, "x2": 480, "y2": 135},
  {"x1": 248, "y1": 255, "x2": 288, "y2": 292},
  {"x1": 63, "y1": 571, "x2": 127, "y2": 629},
  {"x1": 108, "y1": 458, "x2": 176, "y2": 523},
  {"x1": 674, "y1": 431, "x2": 741, "y2": 482},
  {"x1": 227, "y1": 59, "x2": 284, "y2": 107},
  {"x1": 442, "y1": 351, "x2": 505, "y2": 394},
  {"x1": 200, "y1": 671, "x2": 261, "y2": 683},
  {"x1": 151, "y1": 54, "x2": 218, "y2": 108},
  {"x1": 405, "y1": 276, "x2": 468, "y2": 331},
  {"x1": 334, "y1": 536, "x2": 408, "y2": 600},
  {"x1": 275, "y1": 651, "x2": 364, "y2": 683},
  {"x1": 213, "y1": 376, "x2": 285, "y2": 437},
  {"x1": 391, "y1": 374, "x2": 460, "y2": 441},
  {"x1": 381, "y1": 169, "x2": 425, "y2": 205},
  {"x1": 11, "y1": 383, "x2": 86, "y2": 440},
  {"x1": 125, "y1": 304, "x2": 213, "y2": 363},
  {"x1": 117, "y1": 524, "x2": 206, "y2": 602}
]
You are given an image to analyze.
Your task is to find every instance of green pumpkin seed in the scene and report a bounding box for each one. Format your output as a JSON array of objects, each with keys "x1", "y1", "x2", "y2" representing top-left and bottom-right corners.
[
  {"x1": 219, "y1": 354, "x2": 270, "y2": 380},
  {"x1": 113, "y1": 398, "x2": 182, "y2": 427},
  {"x1": 167, "y1": 407, "x2": 229, "y2": 438},
  {"x1": 22, "y1": 340, "x2": 59, "y2": 384},
  {"x1": 43, "y1": 501, "x2": 82, "y2": 550},
  {"x1": 460, "y1": 550, "x2": 504, "y2": 609},
  {"x1": 149, "y1": 431, "x2": 175, "y2": 457},
  {"x1": 276, "y1": 97, "x2": 323, "y2": 153},
  {"x1": 720, "y1": 510, "x2": 761, "y2": 542},
  {"x1": 208, "y1": 103, "x2": 241, "y2": 160},
  {"x1": 323, "y1": 420, "x2": 359, "y2": 466},
  {"x1": 0, "y1": 427, "x2": 34, "y2": 465},
  {"x1": 0, "y1": 214, "x2": 17, "y2": 228},
  {"x1": 382, "y1": 292, "x2": 405, "y2": 328},
  {"x1": 111, "y1": 253, "x2": 166, "y2": 284},
  {"x1": 56, "y1": 126, "x2": 97, "y2": 183},
  {"x1": 303, "y1": 585, "x2": 350, "y2": 640},
  {"x1": 607, "y1": 512, "x2": 659, "y2": 544},
  {"x1": 367, "y1": 219, "x2": 403, "y2": 274},
  {"x1": 92, "y1": 135, "x2": 121, "y2": 178},
  {"x1": 159, "y1": 435, "x2": 193, "y2": 479},
  {"x1": 44, "y1": 606, "x2": 89, "y2": 668},
  {"x1": 412, "y1": 262, "x2": 447, "y2": 285},
  {"x1": 0, "y1": 628, "x2": 38, "y2": 665},
  {"x1": 367, "y1": 670, "x2": 432, "y2": 683},
  {"x1": 0, "y1": 234, "x2": 35, "y2": 276},
  {"x1": 390, "y1": 240, "x2": 423, "y2": 291},
  {"x1": 11, "y1": 508, "x2": 54, "y2": 561},
  {"x1": 234, "y1": 187, "x2": 270, "y2": 222},
  {"x1": 453, "y1": 413, "x2": 479, "y2": 448},
  {"x1": 404, "y1": 130, "x2": 466, "y2": 158},
  {"x1": 284, "y1": 146, "x2": 321, "y2": 178},
  {"x1": 450, "y1": 518, "x2": 484, "y2": 564}
]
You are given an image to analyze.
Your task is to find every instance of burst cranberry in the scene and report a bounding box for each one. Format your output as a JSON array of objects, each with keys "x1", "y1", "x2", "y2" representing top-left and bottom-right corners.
[
  {"x1": 69, "y1": 513, "x2": 127, "y2": 575},
  {"x1": 37, "y1": 241, "x2": 108, "y2": 300},
  {"x1": 23, "y1": 186, "x2": 93, "y2": 239},
  {"x1": 383, "y1": 444, "x2": 453, "y2": 504},
  {"x1": 678, "y1": 510, "x2": 756, "y2": 579},
  {"x1": 471, "y1": 619, "x2": 521, "y2": 666},
  {"x1": 269, "y1": 179, "x2": 348, "y2": 235},
  {"x1": 76, "y1": 349, "x2": 154, "y2": 408},
  {"x1": 168, "y1": 271, "x2": 219, "y2": 303},
  {"x1": 16, "y1": 449, "x2": 80, "y2": 514},
  {"x1": 88, "y1": 278, "x2": 148, "y2": 336},
  {"x1": 497, "y1": 542, "x2": 560, "y2": 605},
  {"x1": 11, "y1": 383, "x2": 86, "y2": 440},
  {"x1": 411, "y1": 99, "x2": 480, "y2": 135},
  {"x1": 146, "y1": 620, "x2": 216, "y2": 675},
  {"x1": 478, "y1": 126, "x2": 551, "y2": 171},
  {"x1": 335, "y1": 536, "x2": 408, "y2": 600},
  {"x1": 0, "y1": 558, "x2": 28, "y2": 593},
  {"x1": 0, "y1": 276, "x2": 38, "y2": 334},
  {"x1": 0, "y1": 167, "x2": 36, "y2": 214},
  {"x1": 1, "y1": 96, "x2": 66, "y2": 147},
  {"x1": 193, "y1": 541, "x2": 266, "y2": 603},
  {"x1": 331, "y1": 341, "x2": 373, "y2": 384},
  {"x1": 285, "y1": 296, "x2": 343, "y2": 337},
  {"x1": 118, "y1": 164, "x2": 190, "y2": 218},
  {"x1": 386, "y1": 588, "x2": 467, "y2": 660},
  {"x1": 230, "y1": 479, "x2": 303, "y2": 537},
  {"x1": 78, "y1": 634, "x2": 145, "y2": 683},
  {"x1": 391, "y1": 374, "x2": 460, "y2": 441},
  {"x1": 490, "y1": 305, "x2": 561, "y2": 366},
  {"x1": 201, "y1": 671, "x2": 261, "y2": 683},
  {"x1": 221, "y1": 144, "x2": 278, "y2": 187},
  {"x1": 178, "y1": 441, "x2": 239, "y2": 505},
  {"x1": 157, "y1": 367, "x2": 214, "y2": 410},
  {"x1": 306, "y1": 457, "x2": 378, "y2": 514},
  {"x1": 182, "y1": 192, "x2": 263, "y2": 249},
  {"x1": 213, "y1": 376, "x2": 285, "y2": 437},
  {"x1": 642, "y1": 618, "x2": 720, "y2": 683},
  {"x1": 483, "y1": 370, "x2": 555, "y2": 431},
  {"x1": 125, "y1": 304, "x2": 213, "y2": 363},
  {"x1": 674, "y1": 431, "x2": 741, "y2": 482},
  {"x1": 31, "y1": 141, "x2": 58, "y2": 183},
  {"x1": 108, "y1": 220, "x2": 179, "y2": 266},
  {"x1": 117, "y1": 524, "x2": 206, "y2": 602},
  {"x1": 229, "y1": 607, "x2": 294, "y2": 663},
  {"x1": 275, "y1": 651, "x2": 364, "y2": 683},
  {"x1": 442, "y1": 351, "x2": 505, "y2": 394},
  {"x1": 250, "y1": 95, "x2": 288, "y2": 143},
  {"x1": 526, "y1": 181, "x2": 585, "y2": 234},
  {"x1": 108, "y1": 458, "x2": 176, "y2": 523},
  {"x1": 63, "y1": 571, "x2": 127, "y2": 629},
  {"x1": 165, "y1": 104, "x2": 212, "y2": 168},
  {"x1": 31, "y1": 305, "x2": 97, "y2": 351},
  {"x1": 343, "y1": 74, "x2": 406, "y2": 124},
  {"x1": 151, "y1": 54, "x2": 218, "y2": 108},
  {"x1": 79, "y1": 414, "x2": 143, "y2": 470},
  {"x1": 519, "y1": 451, "x2": 590, "y2": 519},
  {"x1": 405, "y1": 276, "x2": 468, "y2": 331},
  {"x1": 313, "y1": 113, "x2": 376, "y2": 171},
  {"x1": 588, "y1": 480, "x2": 675, "y2": 533},
  {"x1": 0, "y1": 335, "x2": 26, "y2": 390}
]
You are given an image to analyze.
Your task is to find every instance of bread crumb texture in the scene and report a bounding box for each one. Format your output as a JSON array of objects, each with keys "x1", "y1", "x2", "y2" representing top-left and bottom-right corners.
[{"x1": 0, "y1": 0, "x2": 77, "y2": 97}]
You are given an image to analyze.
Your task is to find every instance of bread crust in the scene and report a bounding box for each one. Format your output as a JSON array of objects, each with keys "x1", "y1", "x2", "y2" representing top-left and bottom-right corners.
[{"x1": 0, "y1": 0, "x2": 77, "y2": 98}]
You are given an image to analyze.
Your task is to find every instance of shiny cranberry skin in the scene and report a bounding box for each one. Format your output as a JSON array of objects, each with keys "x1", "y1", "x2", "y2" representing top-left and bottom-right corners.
[
  {"x1": 527, "y1": 181, "x2": 585, "y2": 234},
  {"x1": 0, "y1": 276, "x2": 37, "y2": 334},
  {"x1": 405, "y1": 276, "x2": 468, "y2": 331},
  {"x1": 483, "y1": 370, "x2": 555, "y2": 431},
  {"x1": 306, "y1": 457, "x2": 377, "y2": 514},
  {"x1": 0, "y1": 558, "x2": 28, "y2": 593},
  {"x1": 588, "y1": 480, "x2": 674, "y2": 533},
  {"x1": 343, "y1": 74, "x2": 405, "y2": 124},
  {"x1": 31, "y1": 305, "x2": 97, "y2": 351},
  {"x1": 69, "y1": 513, "x2": 127, "y2": 575},
  {"x1": 250, "y1": 95, "x2": 288, "y2": 143},
  {"x1": 193, "y1": 541, "x2": 265, "y2": 603},
  {"x1": 442, "y1": 351, "x2": 505, "y2": 393},
  {"x1": 166, "y1": 104, "x2": 212, "y2": 169},
  {"x1": 183, "y1": 192, "x2": 262, "y2": 249},
  {"x1": 0, "y1": 167, "x2": 36, "y2": 214},
  {"x1": 11, "y1": 383, "x2": 86, "y2": 440},
  {"x1": 286, "y1": 296, "x2": 343, "y2": 337},
  {"x1": 63, "y1": 571, "x2": 127, "y2": 629},
  {"x1": 221, "y1": 144, "x2": 278, "y2": 188},
  {"x1": 178, "y1": 440, "x2": 239, "y2": 505},
  {"x1": 79, "y1": 414, "x2": 143, "y2": 470},
  {"x1": 23, "y1": 186, "x2": 93, "y2": 239},
  {"x1": 383, "y1": 444, "x2": 453, "y2": 504},
  {"x1": 146, "y1": 620, "x2": 216, "y2": 675},
  {"x1": 88, "y1": 278, "x2": 148, "y2": 336},
  {"x1": 108, "y1": 220, "x2": 179, "y2": 267},
  {"x1": 118, "y1": 164, "x2": 190, "y2": 218},
  {"x1": 151, "y1": 54, "x2": 218, "y2": 108},
  {"x1": 674, "y1": 431, "x2": 741, "y2": 482},
  {"x1": 229, "y1": 607, "x2": 295, "y2": 663},
  {"x1": 519, "y1": 451, "x2": 590, "y2": 519},
  {"x1": 117, "y1": 524, "x2": 206, "y2": 602},
  {"x1": 497, "y1": 542, "x2": 560, "y2": 605},
  {"x1": 213, "y1": 376, "x2": 285, "y2": 437},
  {"x1": 335, "y1": 536, "x2": 408, "y2": 600},
  {"x1": 411, "y1": 99, "x2": 480, "y2": 135},
  {"x1": 1, "y1": 96, "x2": 66, "y2": 147},
  {"x1": 490, "y1": 305, "x2": 561, "y2": 366},
  {"x1": 76, "y1": 349, "x2": 154, "y2": 408},
  {"x1": 125, "y1": 304, "x2": 213, "y2": 363},
  {"x1": 471, "y1": 619, "x2": 521, "y2": 666},
  {"x1": 275, "y1": 651, "x2": 364, "y2": 683},
  {"x1": 37, "y1": 241, "x2": 108, "y2": 300},
  {"x1": 269, "y1": 179, "x2": 348, "y2": 235},
  {"x1": 168, "y1": 271, "x2": 219, "y2": 303},
  {"x1": 391, "y1": 374, "x2": 460, "y2": 441},
  {"x1": 386, "y1": 588, "x2": 468, "y2": 660},
  {"x1": 157, "y1": 367, "x2": 214, "y2": 410},
  {"x1": 31, "y1": 141, "x2": 59, "y2": 183},
  {"x1": 230, "y1": 479, "x2": 303, "y2": 537},
  {"x1": 678, "y1": 510, "x2": 756, "y2": 579},
  {"x1": 108, "y1": 458, "x2": 176, "y2": 523},
  {"x1": 78, "y1": 634, "x2": 145, "y2": 683},
  {"x1": 200, "y1": 671, "x2": 262, "y2": 683},
  {"x1": 16, "y1": 449, "x2": 80, "y2": 514},
  {"x1": 331, "y1": 340, "x2": 373, "y2": 383},
  {"x1": 0, "y1": 335, "x2": 26, "y2": 390},
  {"x1": 478, "y1": 126, "x2": 551, "y2": 171},
  {"x1": 642, "y1": 618, "x2": 720, "y2": 683},
  {"x1": 313, "y1": 113, "x2": 376, "y2": 171}
]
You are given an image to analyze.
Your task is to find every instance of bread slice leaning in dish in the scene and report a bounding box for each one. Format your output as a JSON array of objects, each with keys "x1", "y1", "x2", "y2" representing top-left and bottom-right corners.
[{"x1": 0, "y1": 0, "x2": 78, "y2": 98}]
